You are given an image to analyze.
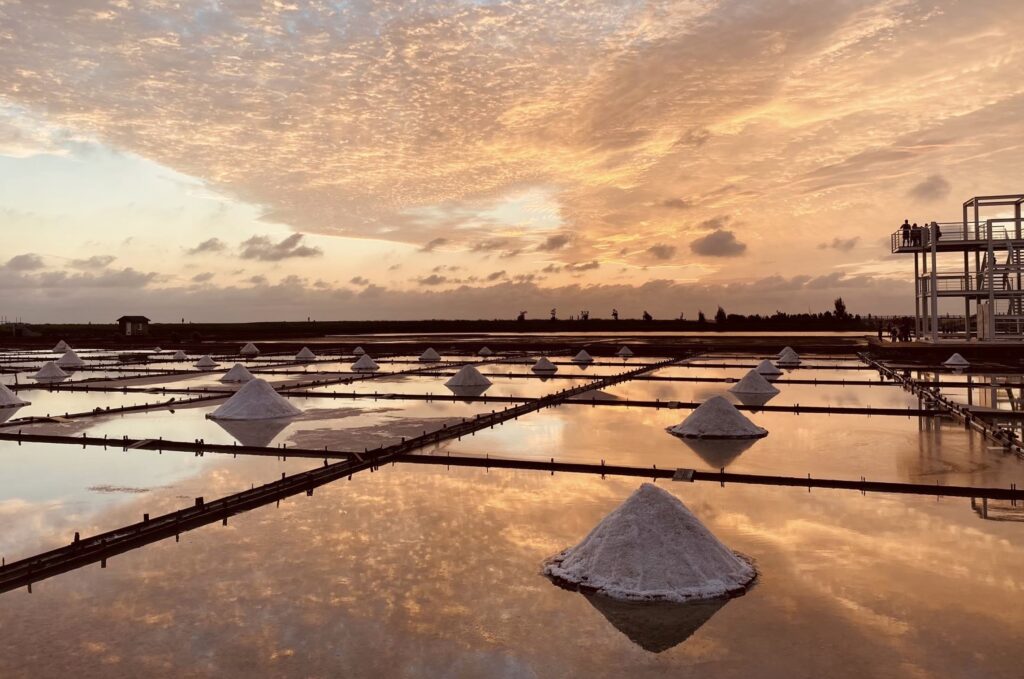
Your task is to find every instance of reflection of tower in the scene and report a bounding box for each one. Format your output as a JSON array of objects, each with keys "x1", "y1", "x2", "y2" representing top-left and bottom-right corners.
[{"x1": 582, "y1": 592, "x2": 729, "y2": 653}]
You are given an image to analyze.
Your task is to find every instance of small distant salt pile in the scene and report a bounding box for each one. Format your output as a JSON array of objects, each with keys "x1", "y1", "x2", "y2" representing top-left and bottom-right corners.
[
  {"x1": 33, "y1": 361, "x2": 68, "y2": 383},
  {"x1": 153, "y1": 346, "x2": 162, "y2": 353},
  {"x1": 295, "y1": 346, "x2": 317, "y2": 362},
  {"x1": 667, "y1": 396, "x2": 767, "y2": 439},
  {"x1": 353, "y1": 346, "x2": 366, "y2": 356},
  {"x1": 239, "y1": 342, "x2": 259, "y2": 357},
  {"x1": 351, "y1": 354, "x2": 379, "y2": 372},
  {"x1": 419, "y1": 347, "x2": 442, "y2": 362},
  {"x1": 729, "y1": 369, "x2": 780, "y2": 396},
  {"x1": 53, "y1": 340, "x2": 69, "y2": 353},
  {"x1": 0, "y1": 383, "x2": 30, "y2": 408},
  {"x1": 617, "y1": 346, "x2": 634, "y2": 358},
  {"x1": 532, "y1": 357, "x2": 558, "y2": 373},
  {"x1": 220, "y1": 363, "x2": 255, "y2": 383},
  {"x1": 754, "y1": 359, "x2": 782, "y2": 377},
  {"x1": 776, "y1": 347, "x2": 801, "y2": 366},
  {"x1": 543, "y1": 484, "x2": 756, "y2": 602},
  {"x1": 195, "y1": 355, "x2": 219, "y2": 370},
  {"x1": 478, "y1": 346, "x2": 494, "y2": 357},
  {"x1": 56, "y1": 349, "x2": 85, "y2": 369},
  {"x1": 445, "y1": 364, "x2": 492, "y2": 388},
  {"x1": 172, "y1": 350, "x2": 187, "y2": 361},
  {"x1": 208, "y1": 379, "x2": 302, "y2": 420},
  {"x1": 572, "y1": 349, "x2": 594, "y2": 364},
  {"x1": 943, "y1": 353, "x2": 969, "y2": 368},
  {"x1": 570, "y1": 389, "x2": 620, "y2": 402}
]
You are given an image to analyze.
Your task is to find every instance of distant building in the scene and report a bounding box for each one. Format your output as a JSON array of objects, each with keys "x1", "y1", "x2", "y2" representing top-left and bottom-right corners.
[{"x1": 117, "y1": 315, "x2": 150, "y2": 336}]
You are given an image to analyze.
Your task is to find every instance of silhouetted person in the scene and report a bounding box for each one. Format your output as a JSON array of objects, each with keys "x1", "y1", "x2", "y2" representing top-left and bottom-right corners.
[
  {"x1": 933, "y1": 221, "x2": 942, "y2": 241},
  {"x1": 550, "y1": 308, "x2": 557, "y2": 321},
  {"x1": 877, "y1": 322, "x2": 883, "y2": 342},
  {"x1": 900, "y1": 219, "x2": 911, "y2": 246},
  {"x1": 516, "y1": 311, "x2": 526, "y2": 322},
  {"x1": 911, "y1": 223, "x2": 921, "y2": 247},
  {"x1": 642, "y1": 310, "x2": 653, "y2": 321},
  {"x1": 611, "y1": 308, "x2": 619, "y2": 321}
]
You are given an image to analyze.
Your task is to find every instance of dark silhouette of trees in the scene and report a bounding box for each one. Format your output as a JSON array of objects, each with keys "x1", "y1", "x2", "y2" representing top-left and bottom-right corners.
[{"x1": 714, "y1": 306, "x2": 727, "y2": 324}]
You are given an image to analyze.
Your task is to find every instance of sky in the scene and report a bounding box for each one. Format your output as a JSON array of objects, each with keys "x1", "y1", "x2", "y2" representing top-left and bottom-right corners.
[{"x1": 1, "y1": 0, "x2": 1023, "y2": 322}]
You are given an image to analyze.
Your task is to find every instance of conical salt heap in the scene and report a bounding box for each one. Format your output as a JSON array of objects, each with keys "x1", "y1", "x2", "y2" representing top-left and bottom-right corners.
[
  {"x1": 220, "y1": 363, "x2": 255, "y2": 383},
  {"x1": 208, "y1": 379, "x2": 302, "y2": 420},
  {"x1": 667, "y1": 395, "x2": 767, "y2": 439},
  {"x1": 572, "y1": 349, "x2": 594, "y2": 364},
  {"x1": 729, "y1": 369, "x2": 780, "y2": 395},
  {"x1": 544, "y1": 483, "x2": 756, "y2": 602},
  {"x1": 172, "y1": 350, "x2": 187, "y2": 361},
  {"x1": 570, "y1": 389, "x2": 620, "y2": 402},
  {"x1": 532, "y1": 357, "x2": 558, "y2": 373},
  {"x1": 419, "y1": 347, "x2": 442, "y2": 362},
  {"x1": 777, "y1": 346, "x2": 794, "y2": 358},
  {"x1": 195, "y1": 355, "x2": 219, "y2": 369},
  {"x1": 445, "y1": 364, "x2": 492, "y2": 388},
  {"x1": 776, "y1": 347, "x2": 801, "y2": 366},
  {"x1": 617, "y1": 346, "x2": 634, "y2": 358},
  {"x1": 351, "y1": 354, "x2": 379, "y2": 372},
  {"x1": 353, "y1": 346, "x2": 366, "y2": 356},
  {"x1": 33, "y1": 361, "x2": 68, "y2": 383},
  {"x1": 239, "y1": 342, "x2": 259, "y2": 357},
  {"x1": 295, "y1": 346, "x2": 317, "y2": 362},
  {"x1": 0, "y1": 383, "x2": 30, "y2": 408},
  {"x1": 754, "y1": 359, "x2": 782, "y2": 376},
  {"x1": 478, "y1": 346, "x2": 494, "y2": 357},
  {"x1": 56, "y1": 349, "x2": 84, "y2": 369},
  {"x1": 943, "y1": 353, "x2": 969, "y2": 368},
  {"x1": 53, "y1": 340, "x2": 69, "y2": 353}
]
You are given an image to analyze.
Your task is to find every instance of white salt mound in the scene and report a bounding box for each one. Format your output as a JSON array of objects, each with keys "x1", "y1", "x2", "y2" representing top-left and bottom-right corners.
[
  {"x1": 419, "y1": 347, "x2": 442, "y2": 362},
  {"x1": 56, "y1": 349, "x2": 84, "y2": 369},
  {"x1": 295, "y1": 346, "x2": 317, "y2": 361},
  {"x1": 943, "y1": 353, "x2": 969, "y2": 367},
  {"x1": 195, "y1": 355, "x2": 219, "y2": 369},
  {"x1": 667, "y1": 395, "x2": 767, "y2": 439},
  {"x1": 172, "y1": 350, "x2": 187, "y2": 361},
  {"x1": 0, "y1": 383, "x2": 29, "y2": 408},
  {"x1": 445, "y1": 365, "x2": 492, "y2": 388},
  {"x1": 729, "y1": 369, "x2": 780, "y2": 395},
  {"x1": 571, "y1": 389, "x2": 620, "y2": 402},
  {"x1": 209, "y1": 379, "x2": 302, "y2": 420},
  {"x1": 754, "y1": 359, "x2": 782, "y2": 376},
  {"x1": 240, "y1": 342, "x2": 259, "y2": 356},
  {"x1": 776, "y1": 347, "x2": 801, "y2": 365},
  {"x1": 353, "y1": 346, "x2": 366, "y2": 356},
  {"x1": 351, "y1": 354, "x2": 379, "y2": 372},
  {"x1": 532, "y1": 357, "x2": 558, "y2": 373},
  {"x1": 617, "y1": 346, "x2": 634, "y2": 358},
  {"x1": 478, "y1": 346, "x2": 494, "y2": 357},
  {"x1": 53, "y1": 340, "x2": 69, "y2": 352},
  {"x1": 544, "y1": 483, "x2": 756, "y2": 602},
  {"x1": 572, "y1": 349, "x2": 594, "y2": 363},
  {"x1": 33, "y1": 361, "x2": 68, "y2": 382},
  {"x1": 221, "y1": 363, "x2": 255, "y2": 383},
  {"x1": 777, "y1": 346, "x2": 794, "y2": 358}
]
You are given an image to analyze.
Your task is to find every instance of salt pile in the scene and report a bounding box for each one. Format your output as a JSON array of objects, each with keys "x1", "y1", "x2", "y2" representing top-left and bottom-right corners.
[
  {"x1": 240, "y1": 342, "x2": 259, "y2": 357},
  {"x1": 295, "y1": 346, "x2": 317, "y2": 362},
  {"x1": 569, "y1": 389, "x2": 620, "y2": 402},
  {"x1": 572, "y1": 349, "x2": 594, "y2": 364},
  {"x1": 0, "y1": 383, "x2": 29, "y2": 408},
  {"x1": 419, "y1": 347, "x2": 442, "y2": 362},
  {"x1": 478, "y1": 346, "x2": 494, "y2": 357},
  {"x1": 56, "y1": 349, "x2": 84, "y2": 369},
  {"x1": 220, "y1": 363, "x2": 255, "y2": 383},
  {"x1": 729, "y1": 369, "x2": 780, "y2": 395},
  {"x1": 543, "y1": 483, "x2": 756, "y2": 602},
  {"x1": 667, "y1": 396, "x2": 767, "y2": 439},
  {"x1": 53, "y1": 340, "x2": 69, "y2": 353},
  {"x1": 33, "y1": 361, "x2": 68, "y2": 383},
  {"x1": 172, "y1": 350, "x2": 187, "y2": 361},
  {"x1": 617, "y1": 346, "x2": 634, "y2": 358},
  {"x1": 195, "y1": 355, "x2": 219, "y2": 369},
  {"x1": 754, "y1": 359, "x2": 782, "y2": 377},
  {"x1": 351, "y1": 354, "x2": 379, "y2": 372},
  {"x1": 445, "y1": 365, "x2": 492, "y2": 388},
  {"x1": 531, "y1": 357, "x2": 558, "y2": 373},
  {"x1": 943, "y1": 353, "x2": 969, "y2": 368},
  {"x1": 776, "y1": 347, "x2": 801, "y2": 366},
  {"x1": 353, "y1": 346, "x2": 366, "y2": 356},
  {"x1": 208, "y1": 379, "x2": 302, "y2": 420}
]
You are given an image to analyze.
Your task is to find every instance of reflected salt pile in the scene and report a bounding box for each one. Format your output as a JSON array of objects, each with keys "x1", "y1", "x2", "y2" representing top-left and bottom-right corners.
[
  {"x1": 240, "y1": 342, "x2": 259, "y2": 357},
  {"x1": 419, "y1": 347, "x2": 442, "y2": 362},
  {"x1": 220, "y1": 363, "x2": 255, "y2": 383},
  {"x1": 583, "y1": 593, "x2": 727, "y2": 654},
  {"x1": 353, "y1": 346, "x2": 365, "y2": 356},
  {"x1": 52, "y1": 339, "x2": 69, "y2": 353},
  {"x1": 944, "y1": 353, "x2": 970, "y2": 369},
  {"x1": 667, "y1": 395, "x2": 768, "y2": 439},
  {"x1": 0, "y1": 383, "x2": 30, "y2": 408},
  {"x1": 572, "y1": 349, "x2": 594, "y2": 364},
  {"x1": 56, "y1": 349, "x2": 84, "y2": 369},
  {"x1": 532, "y1": 357, "x2": 558, "y2": 373},
  {"x1": 195, "y1": 355, "x2": 219, "y2": 370},
  {"x1": 477, "y1": 346, "x2": 493, "y2": 357},
  {"x1": 32, "y1": 361, "x2": 68, "y2": 383},
  {"x1": 569, "y1": 389, "x2": 620, "y2": 402},
  {"x1": 617, "y1": 346, "x2": 634, "y2": 358},
  {"x1": 212, "y1": 416, "x2": 292, "y2": 447},
  {"x1": 755, "y1": 359, "x2": 783, "y2": 378},
  {"x1": 208, "y1": 379, "x2": 302, "y2": 420},
  {"x1": 677, "y1": 437, "x2": 758, "y2": 469},
  {"x1": 351, "y1": 354, "x2": 379, "y2": 372},
  {"x1": 544, "y1": 483, "x2": 756, "y2": 602},
  {"x1": 172, "y1": 349, "x2": 187, "y2": 360},
  {"x1": 295, "y1": 346, "x2": 317, "y2": 362}
]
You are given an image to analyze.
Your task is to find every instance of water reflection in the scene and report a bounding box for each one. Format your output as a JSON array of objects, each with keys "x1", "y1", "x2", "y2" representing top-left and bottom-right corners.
[
  {"x1": 677, "y1": 437, "x2": 758, "y2": 469},
  {"x1": 731, "y1": 391, "x2": 776, "y2": 408},
  {"x1": 212, "y1": 417, "x2": 294, "y2": 447},
  {"x1": 582, "y1": 593, "x2": 728, "y2": 653},
  {"x1": 446, "y1": 384, "x2": 491, "y2": 401}
]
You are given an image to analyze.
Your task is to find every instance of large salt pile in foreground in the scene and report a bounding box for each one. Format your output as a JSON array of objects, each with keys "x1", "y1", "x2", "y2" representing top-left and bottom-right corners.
[
  {"x1": 240, "y1": 342, "x2": 259, "y2": 357},
  {"x1": 543, "y1": 483, "x2": 756, "y2": 602},
  {"x1": 667, "y1": 396, "x2": 767, "y2": 439},
  {"x1": 0, "y1": 383, "x2": 30, "y2": 408},
  {"x1": 56, "y1": 349, "x2": 85, "y2": 369},
  {"x1": 532, "y1": 357, "x2": 558, "y2": 373},
  {"x1": 419, "y1": 347, "x2": 442, "y2": 362},
  {"x1": 572, "y1": 349, "x2": 594, "y2": 364},
  {"x1": 351, "y1": 354, "x2": 379, "y2": 372},
  {"x1": 208, "y1": 379, "x2": 302, "y2": 420},
  {"x1": 172, "y1": 350, "x2": 187, "y2": 361},
  {"x1": 220, "y1": 363, "x2": 255, "y2": 383},
  {"x1": 617, "y1": 346, "x2": 634, "y2": 358},
  {"x1": 445, "y1": 365, "x2": 492, "y2": 388},
  {"x1": 33, "y1": 361, "x2": 68, "y2": 383},
  {"x1": 729, "y1": 369, "x2": 780, "y2": 395},
  {"x1": 478, "y1": 346, "x2": 493, "y2": 357},
  {"x1": 53, "y1": 340, "x2": 69, "y2": 353},
  {"x1": 295, "y1": 346, "x2": 317, "y2": 362},
  {"x1": 754, "y1": 359, "x2": 782, "y2": 377},
  {"x1": 943, "y1": 353, "x2": 969, "y2": 368},
  {"x1": 195, "y1": 355, "x2": 219, "y2": 369}
]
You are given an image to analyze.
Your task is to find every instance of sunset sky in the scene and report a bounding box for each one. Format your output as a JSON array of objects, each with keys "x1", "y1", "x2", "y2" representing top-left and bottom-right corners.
[{"x1": 2, "y1": 0, "x2": 1023, "y2": 322}]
